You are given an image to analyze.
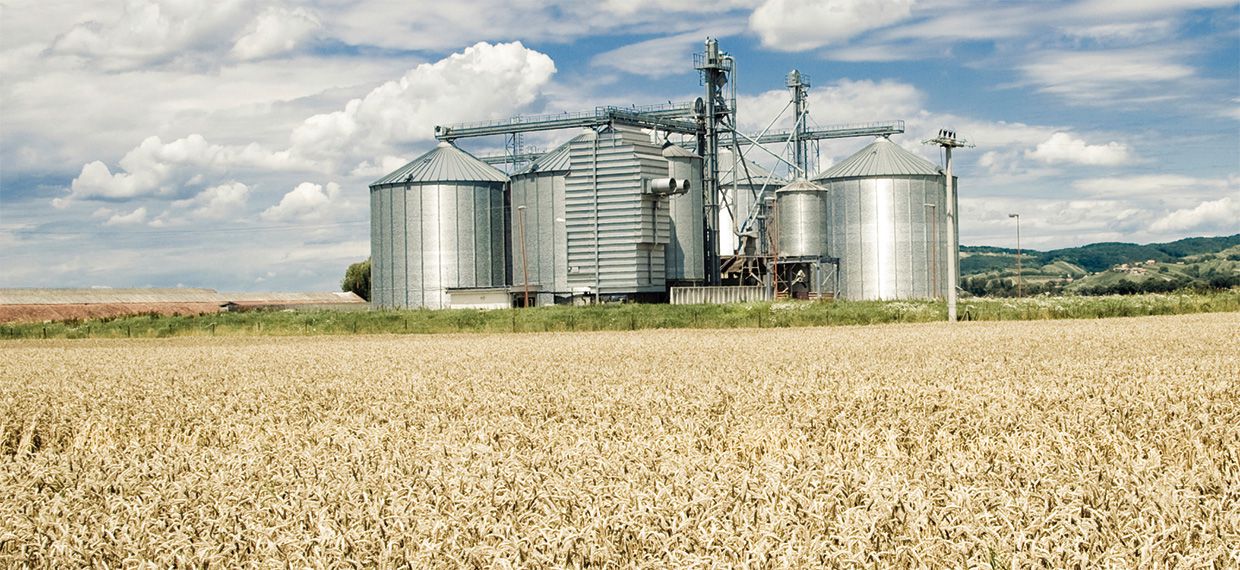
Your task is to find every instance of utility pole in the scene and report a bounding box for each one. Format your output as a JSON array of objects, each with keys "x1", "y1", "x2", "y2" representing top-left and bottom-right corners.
[
  {"x1": 1009, "y1": 213, "x2": 1021, "y2": 298},
  {"x1": 924, "y1": 129, "x2": 973, "y2": 322},
  {"x1": 517, "y1": 205, "x2": 530, "y2": 307}
]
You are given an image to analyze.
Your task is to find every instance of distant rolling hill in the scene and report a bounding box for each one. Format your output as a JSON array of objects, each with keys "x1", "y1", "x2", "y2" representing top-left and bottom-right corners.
[{"x1": 960, "y1": 234, "x2": 1240, "y2": 296}]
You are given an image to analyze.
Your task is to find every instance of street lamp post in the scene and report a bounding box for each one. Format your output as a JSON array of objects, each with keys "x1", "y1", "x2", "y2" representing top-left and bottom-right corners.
[
  {"x1": 1009, "y1": 213, "x2": 1021, "y2": 298},
  {"x1": 517, "y1": 205, "x2": 530, "y2": 308}
]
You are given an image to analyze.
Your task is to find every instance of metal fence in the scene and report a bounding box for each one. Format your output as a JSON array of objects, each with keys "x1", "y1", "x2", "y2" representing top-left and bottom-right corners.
[{"x1": 669, "y1": 286, "x2": 771, "y2": 305}]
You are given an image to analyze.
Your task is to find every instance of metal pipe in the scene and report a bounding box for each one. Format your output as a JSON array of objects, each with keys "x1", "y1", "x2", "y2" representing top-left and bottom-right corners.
[
  {"x1": 593, "y1": 132, "x2": 600, "y2": 303},
  {"x1": 518, "y1": 205, "x2": 529, "y2": 307}
]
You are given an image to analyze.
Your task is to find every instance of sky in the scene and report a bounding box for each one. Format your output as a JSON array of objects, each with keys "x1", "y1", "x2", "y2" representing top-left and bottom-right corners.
[{"x1": 1, "y1": 0, "x2": 1237, "y2": 291}]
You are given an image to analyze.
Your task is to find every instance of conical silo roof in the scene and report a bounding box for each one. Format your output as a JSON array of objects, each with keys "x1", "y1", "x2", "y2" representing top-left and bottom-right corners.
[
  {"x1": 372, "y1": 142, "x2": 508, "y2": 187},
  {"x1": 718, "y1": 148, "x2": 774, "y2": 186},
  {"x1": 527, "y1": 140, "x2": 572, "y2": 173},
  {"x1": 814, "y1": 137, "x2": 940, "y2": 180},
  {"x1": 519, "y1": 132, "x2": 593, "y2": 175},
  {"x1": 661, "y1": 144, "x2": 700, "y2": 159},
  {"x1": 775, "y1": 179, "x2": 827, "y2": 193}
]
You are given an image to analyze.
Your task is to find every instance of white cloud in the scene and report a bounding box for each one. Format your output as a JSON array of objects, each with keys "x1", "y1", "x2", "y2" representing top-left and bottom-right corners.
[
  {"x1": 350, "y1": 156, "x2": 415, "y2": 179},
  {"x1": 261, "y1": 182, "x2": 342, "y2": 223},
  {"x1": 230, "y1": 6, "x2": 320, "y2": 61},
  {"x1": 962, "y1": 174, "x2": 1239, "y2": 248},
  {"x1": 1150, "y1": 196, "x2": 1240, "y2": 233},
  {"x1": 872, "y1": 4, "x2": 1037, "y2": 43},
  {"x1": 1059, "y1": 20, "x2": 1176, "y2": 45},
  {"x1": 320, "y1": 0, "x2": 760, "y2": 52},
  {"x1": 1065, "y1": 0, "x2": 1237, "y2": 19},
  {"x1": 749, "y1": 0, "x2": 915, "y2": 51},
  {"x1": 44, "y1": 0, "x2": 321, "y2": 69},
  {"x1": 171, "y1": 182, "x2": 251, "y2": 219},
  {"x1": 1072, "y1": 174, "x2": 1226, "y2": 198},
  {"x1": 288, "y1": 41, "x2": 556, "y2": 164},
  {"x1": 1, "y1": 55, "x2": 406, "y2": 176},
  {"x1": 59, "y1": 135, "x2": 304, "y2": 205},
  {"x1": 1026, "y1": 132, "x2": 1132, "y2": 166},
  {"x1": 104, "y1": 207, "x2": 148, "y2": 226},
  {"x1": 736, "y1": 78, "x2": 923, "y2": 133},
  {"x1": 593, "y1": 27, "x2": 744, "y2": 78},
  {"x1": 1018, "y1": 49, "x2": 1194, "y2": 105}
]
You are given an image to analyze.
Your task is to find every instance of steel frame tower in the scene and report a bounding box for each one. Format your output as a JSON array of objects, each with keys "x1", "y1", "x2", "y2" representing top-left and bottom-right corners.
[
  {"x1": 695, "y1": 38, "x2": 733, "y2": 286},
  {"x1": 786, "y1": 70, "x2": 810, "y2": 176}
]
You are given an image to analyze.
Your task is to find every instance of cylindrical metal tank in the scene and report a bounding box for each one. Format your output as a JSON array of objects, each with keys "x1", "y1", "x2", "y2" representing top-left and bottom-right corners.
[
  {"x1": 509, "y1": 135, "x2": 581, "y2": 305},
  {"x1": 663, "y1": 144, "x2": 704, "y2": 282},
  {"x1": 813, "y1": 137, "x2": 955, "y2": 300},
  {"x1": 369, "y1": 142, "x2": 509, "y2": 309},
  {"x1": 775, "y1": 179, "x2": 829, "y2": 258}
]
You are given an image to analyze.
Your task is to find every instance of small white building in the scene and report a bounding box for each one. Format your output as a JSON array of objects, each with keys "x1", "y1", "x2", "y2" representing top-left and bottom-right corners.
[{"x1": 445, "y1": 287, "x2": 518, "y2": 310}]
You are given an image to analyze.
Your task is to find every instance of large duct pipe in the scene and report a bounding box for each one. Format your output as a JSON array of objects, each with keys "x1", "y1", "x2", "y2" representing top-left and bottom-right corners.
[{"x1": 648, "y1": 178, "x2": 691, "y2": 195}]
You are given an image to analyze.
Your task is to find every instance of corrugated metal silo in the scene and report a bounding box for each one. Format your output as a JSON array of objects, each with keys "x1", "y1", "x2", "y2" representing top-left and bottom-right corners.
[
  {"x1": 775, "y1": 179, "x2": 829, "y2": 258},
  {"x1": 813, "y1": 137, "x2": 956, "y2": 300},
  {"x1": 564, "y1": 126, "x2": 670, "y2": 296},
  {"x1": 662, "y1": 144, "x2": 704, "y2": 282},
  {"x1": 369, "y1": 142, "x2": 509, "y2": 309},
  {"x1": 509, "y1": 134, "x2": 585, "y2": 305}
]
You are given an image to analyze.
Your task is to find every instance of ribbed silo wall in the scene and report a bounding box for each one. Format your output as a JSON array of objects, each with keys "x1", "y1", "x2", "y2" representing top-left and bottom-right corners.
[
  {"x1": 565, "y1": 128, "x2": 670, "y2": 294},
  {"x1": 775, "y1": 188, "x2": 829, "y2": 258},
  {"x1": 510, "y1": 171, "x2": 568, "y2": 305},
  {"x1": 370, "y1": 181, "x2": 507, "y2": 309},
  {"x1": 666, "y1": 155, "x2": 704, "y2": 281},
  {"x1": 369, "y1": 186, "x2": 387, "y2": 307},
  {"x1": 819, "y1": 176, "x2": 955, "y2": 300}
]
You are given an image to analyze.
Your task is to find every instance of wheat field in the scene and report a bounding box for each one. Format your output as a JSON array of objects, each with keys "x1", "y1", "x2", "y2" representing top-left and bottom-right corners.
[{"x1": 2, "y1": 313, "x2": 1237, "y2": 567}]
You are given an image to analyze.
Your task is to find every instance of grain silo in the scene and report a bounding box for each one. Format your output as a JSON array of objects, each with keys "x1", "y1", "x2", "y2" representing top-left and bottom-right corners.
[
  {"x1": 662, "y1": 144, "x2": 704, "y2": 282},
  {"x1": 509, "y1": 134, "x2": 586, "y2": 306},
  {"x1": 813, "y1": 137, "x2": 955, "y2": 300},
  {"x1": 775, "y1": 179, "x2": 829, "y2": 258},
  {"x1": 564, "y1": 126, "x2": 671, "y2": 299},
  {"x1": 369, "y1": 142, "x2": 509, "y2": 309}
]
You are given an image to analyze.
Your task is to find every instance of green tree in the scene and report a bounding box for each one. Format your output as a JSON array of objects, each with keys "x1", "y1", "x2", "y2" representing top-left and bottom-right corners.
[{"x1": 342, "y1": 258, "x2": 371, "y2": 301}]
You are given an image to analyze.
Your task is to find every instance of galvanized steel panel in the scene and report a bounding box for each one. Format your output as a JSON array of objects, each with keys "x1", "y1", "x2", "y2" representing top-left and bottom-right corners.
[
  {"x1": 565, "y1": 127, "x2": 672, "y2": 294},
  {"x1": 669, "y1": 285, "x2": 771, "y2": 304},
  {"x1": 665, "y1": 149, "x2": 704, "y2": 281},
  {"x1": 775, "y1": 180, "x2": 829, "y2": 258},
  {"x1": 820, "y1": 173, "x2": 948, "y2": 300},
  {"x1": 373, "y1": 142, "x2": 508, "y2": 186},
  {"x1": 454, "y1": 188, "x2": 474, "y2": 288},
  {"x1": 406, "y1": 186, "x2": 422, "y2": 308},
  {"x1": 391, "y1": 186, "x2": 408, "y2": 307},
  {"x1": 814, "y1": 137, "x2": 940, "y2": 179},
  {"x1": 493, "y1": 188, "x2": 507, "y2": 288},
  {"x1": 369, "y1": 188, "x2": 385, "y2": 307}
]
